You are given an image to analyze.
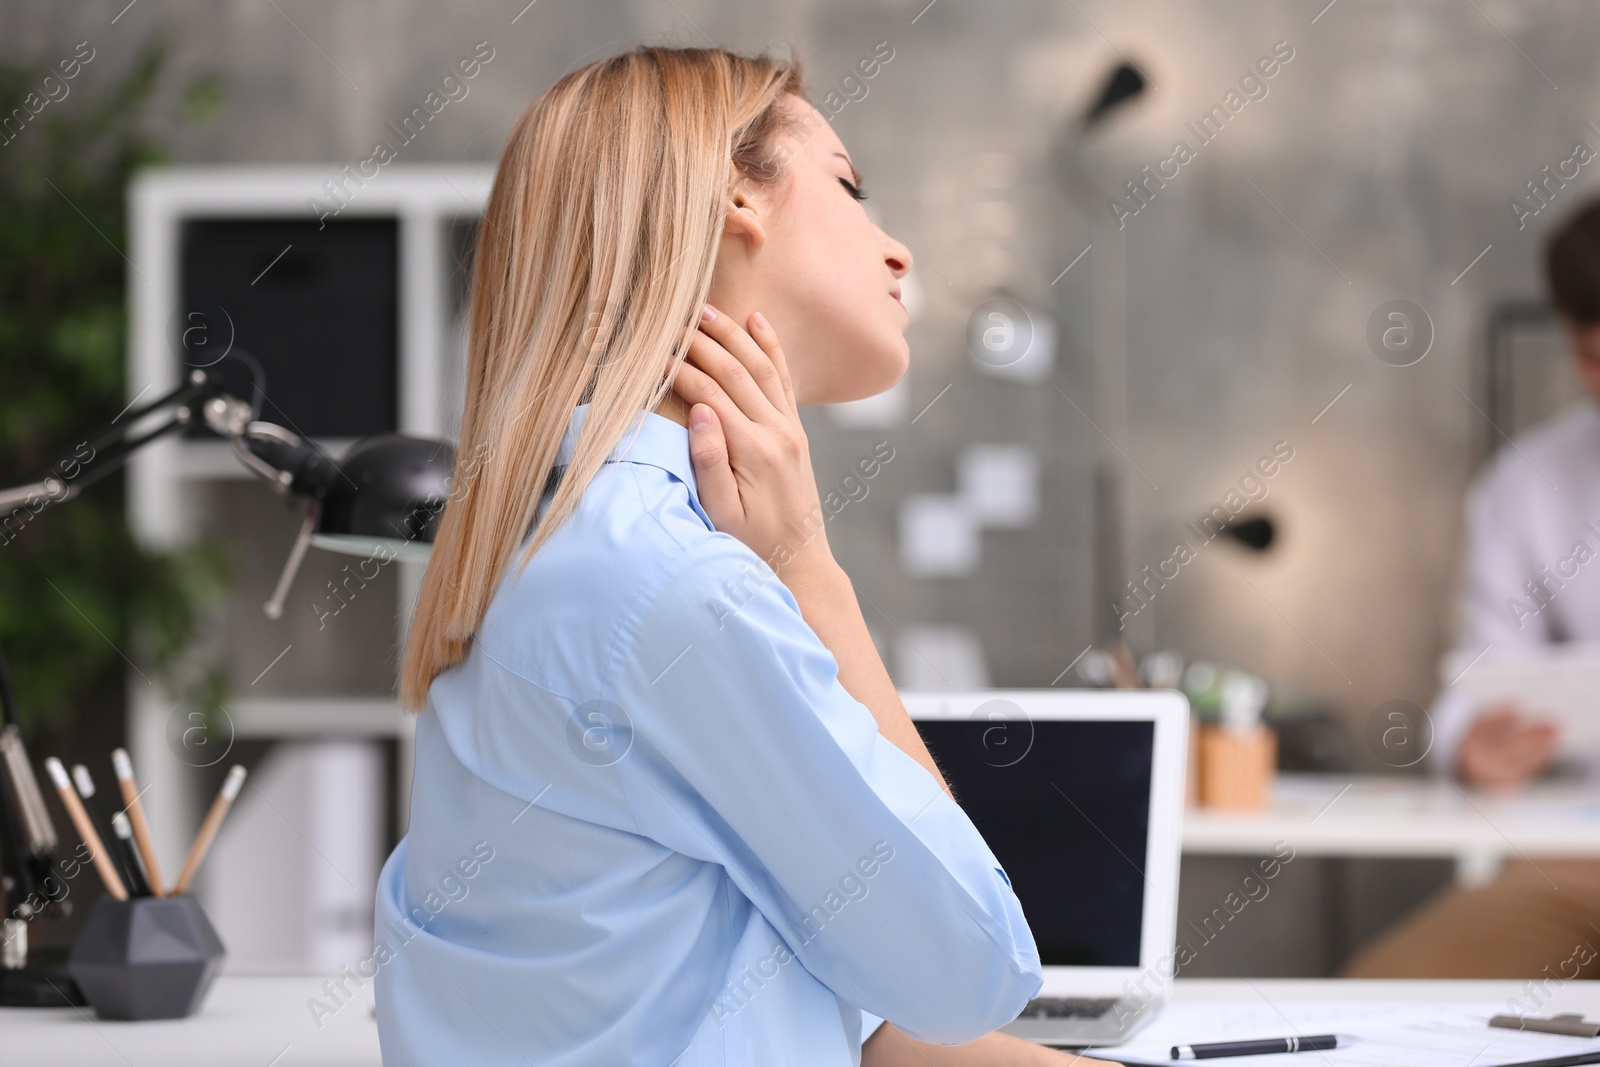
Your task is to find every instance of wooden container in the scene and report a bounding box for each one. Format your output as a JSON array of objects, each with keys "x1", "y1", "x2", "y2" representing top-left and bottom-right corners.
[
  {"x1": 1185, "y1": 715, "x2": 1202, "y2": 808},
  {"x1": 1198, "y1": 723, "x2": 1276, "y2": 810}
]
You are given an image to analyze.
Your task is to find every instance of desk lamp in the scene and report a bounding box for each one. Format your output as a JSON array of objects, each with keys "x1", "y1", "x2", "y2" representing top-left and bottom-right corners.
[{"x1": 0, "y1": 357, "x2": 455, "y2": 1004}]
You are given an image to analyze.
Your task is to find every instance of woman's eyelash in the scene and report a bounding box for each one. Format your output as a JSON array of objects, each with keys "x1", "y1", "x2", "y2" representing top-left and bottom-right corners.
[{"x1": 839, "y1": 176, "x2": 868, "y2": 201}]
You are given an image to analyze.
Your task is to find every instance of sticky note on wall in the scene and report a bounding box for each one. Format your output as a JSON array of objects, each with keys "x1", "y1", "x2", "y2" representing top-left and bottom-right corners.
[
  {"x1": 898, "y1": 494, "x2": 980, "y2": 577},
  {"x1": 958, "y1": 444, "x2": 1039, "y2": 528}
]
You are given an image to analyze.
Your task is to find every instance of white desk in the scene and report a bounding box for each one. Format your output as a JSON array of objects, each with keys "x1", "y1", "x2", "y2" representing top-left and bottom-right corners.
[
  {"x1": 5, "y1": 975, "x2": 381, "y2": 1067},
  {"x1": 1182, "y1": 773, "x2": 1600, "y2": 885},
  {"x1": 5, "y1": 976, "x2": 1597, "y2": 1064}
]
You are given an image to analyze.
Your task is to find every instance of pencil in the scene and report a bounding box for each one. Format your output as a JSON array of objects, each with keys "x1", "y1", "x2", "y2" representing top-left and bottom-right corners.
[
  {"x1": 172, "y1": 765, "x2": 246, "y2": 896},
  {"x1": 44, "y1": 758, "x2": 127, "y2": 901},
  {"x1": 71, "y1": 764, "x2": 146, "y2": 898},
  {"x1": 111, "y1": 748, "x2": 166, "y2": 897},
  {"x1": 109, "y1": 811, "x2": 153, "y2": 898}
]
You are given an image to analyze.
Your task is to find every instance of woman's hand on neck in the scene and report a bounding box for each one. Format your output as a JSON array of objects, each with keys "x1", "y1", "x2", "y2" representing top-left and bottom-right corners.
[{"x1": 653, "y1": 287, "x2": 766, "y2": 431}]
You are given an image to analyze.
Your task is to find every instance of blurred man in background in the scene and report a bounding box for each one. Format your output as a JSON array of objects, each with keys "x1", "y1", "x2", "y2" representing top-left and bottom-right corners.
[{"x1": 1343, "y1": 198, "x2": 1600, "y2": 978}]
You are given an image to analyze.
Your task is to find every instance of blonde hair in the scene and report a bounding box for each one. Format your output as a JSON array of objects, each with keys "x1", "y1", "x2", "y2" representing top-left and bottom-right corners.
[{"x1": 399, "y1": 45, "x2": 807, "y2": 712}]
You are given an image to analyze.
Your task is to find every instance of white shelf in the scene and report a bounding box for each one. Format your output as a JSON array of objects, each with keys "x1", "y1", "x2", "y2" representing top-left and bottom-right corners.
[
  {"x1": 126, "y1": 165, "x2": 492, "y2": 890},
  {"x1": 227, "y1": 696, "x2": 414, "y2": 738}
]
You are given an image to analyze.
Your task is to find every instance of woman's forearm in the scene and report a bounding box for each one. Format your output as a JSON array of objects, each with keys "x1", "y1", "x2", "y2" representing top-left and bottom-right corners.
[
  {"x1": 863, "y1": 1021, "x2": 1119, "y2": 1066},
  {"x1": 782, "y1": 569, "x2": 1125, "y2": 1064},
  {"x1": 780, "y1": 558, "x2": 953, "y2": 799}
]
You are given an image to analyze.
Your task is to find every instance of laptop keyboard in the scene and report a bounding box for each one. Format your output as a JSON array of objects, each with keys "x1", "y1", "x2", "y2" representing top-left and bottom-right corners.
[{"x1": 1019, "y1": 996, "x2": 1119, "y2": 1020}]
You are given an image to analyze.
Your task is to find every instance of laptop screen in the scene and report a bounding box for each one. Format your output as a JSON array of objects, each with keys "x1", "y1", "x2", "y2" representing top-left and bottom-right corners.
[{"x1": 913, "y1": 717, "x2": 1154, "y2": 968}]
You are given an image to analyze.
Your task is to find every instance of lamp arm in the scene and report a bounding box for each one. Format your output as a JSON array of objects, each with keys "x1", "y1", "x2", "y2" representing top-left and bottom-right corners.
[
  {"x1": 0, "y1": 367, "x2": 325, "y2": 524},
  {"x1": 0, "y1": 369, "x2": 236, "y2": 514}
]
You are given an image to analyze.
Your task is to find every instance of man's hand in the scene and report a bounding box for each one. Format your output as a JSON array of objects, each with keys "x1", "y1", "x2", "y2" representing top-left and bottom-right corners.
[
  {"x1": 668, "y1": 304, "x2": 835, "y2": 587},
  {"x1": 863, "y1": 1020, "x2": 1125, "y2": 1066},
  {"x1": 1458, "y1": 702, "x2": 1558, "y2": 789}
]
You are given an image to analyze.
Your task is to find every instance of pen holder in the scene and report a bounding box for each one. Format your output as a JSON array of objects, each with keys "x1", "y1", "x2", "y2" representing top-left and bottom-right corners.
[
  {"x1": 66, "y1": 894, "x2": 226, "y2": 1020},
  {"x1": 1198, "y1": 723, "x2": 1276, "y2": 810}
]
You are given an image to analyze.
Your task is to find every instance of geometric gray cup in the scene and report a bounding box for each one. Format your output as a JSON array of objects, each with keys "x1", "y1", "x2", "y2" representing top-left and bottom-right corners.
[{"x1": 67, "y1": 894, "x2": 226, "y2": 1019}]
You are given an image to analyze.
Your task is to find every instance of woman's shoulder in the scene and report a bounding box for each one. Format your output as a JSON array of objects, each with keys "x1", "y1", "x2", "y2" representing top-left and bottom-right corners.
[{"x1": 474, "y1": 462, "x2": 762, "y2": 679}]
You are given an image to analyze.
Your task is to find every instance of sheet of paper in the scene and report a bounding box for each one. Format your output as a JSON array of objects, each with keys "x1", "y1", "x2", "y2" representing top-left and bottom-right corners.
[
  {"x1": 1090, "y1": 1001, "x2": 1600, "y2": 1067},
  {"x1": 1443, "y1": 641, "x2": 1600, "y2": 753}
]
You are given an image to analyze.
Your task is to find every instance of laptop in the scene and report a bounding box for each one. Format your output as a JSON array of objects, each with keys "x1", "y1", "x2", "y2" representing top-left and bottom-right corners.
[{"x1": 902, "y1": 689, "x2": 1189, "y2": 1047}]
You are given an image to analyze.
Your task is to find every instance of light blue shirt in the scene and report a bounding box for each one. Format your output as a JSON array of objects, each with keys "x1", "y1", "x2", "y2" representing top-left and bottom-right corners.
[{"x1": 373, "y1": 402, "x2": 1042, "y2": 1066}]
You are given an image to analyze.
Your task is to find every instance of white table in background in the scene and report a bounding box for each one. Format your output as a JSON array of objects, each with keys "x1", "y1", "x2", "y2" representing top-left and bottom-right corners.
[
  {"x1": 5, "y1": 976, "x2": 1597, "y2": 1065},
  {"x1": 1182, "y1": 773, "x2": 1600, "y2": 885}
]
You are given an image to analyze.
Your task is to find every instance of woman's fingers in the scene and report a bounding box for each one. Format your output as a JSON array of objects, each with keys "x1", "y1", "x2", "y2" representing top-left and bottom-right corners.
[
  {"x1": 694, "y1": 304, "x2": 791, "y2": 417},
  {"x1": 684, "y1": 330, "x2": 773, "y2": 424},
  {"x1": 681, "y1": 402, "x2": 742, "y2": 529},
  {"x1": 670, "y1": 359, "x2": 767, "y2": 477},
  {"x1": 670, "y1": 358, "x2": 753, "y2": 441},
  {"x1": 748, "y1": 311, "x2": 797, "y2": 411}
]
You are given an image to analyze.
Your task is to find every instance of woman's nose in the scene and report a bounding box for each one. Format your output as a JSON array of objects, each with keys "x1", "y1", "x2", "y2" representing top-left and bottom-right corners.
[{"x1": 885, "y1": 238, "x2": 912, "y2": 278}]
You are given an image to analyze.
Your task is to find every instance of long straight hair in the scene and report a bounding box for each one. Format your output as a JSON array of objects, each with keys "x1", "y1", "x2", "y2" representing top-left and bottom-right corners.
[{"x1": 399, "y1": 46, "x2": 807, "y2": 712}]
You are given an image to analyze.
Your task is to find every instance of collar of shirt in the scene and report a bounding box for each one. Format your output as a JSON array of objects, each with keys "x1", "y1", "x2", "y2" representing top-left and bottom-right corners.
[{"x1": 553, "y1": 402, "x2": 712, "y2": 527}]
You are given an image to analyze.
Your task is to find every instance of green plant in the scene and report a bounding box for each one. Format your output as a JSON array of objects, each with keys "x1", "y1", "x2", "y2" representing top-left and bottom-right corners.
[{"x1": 0, "y1": 39, "x2": 233, "y2": 739}]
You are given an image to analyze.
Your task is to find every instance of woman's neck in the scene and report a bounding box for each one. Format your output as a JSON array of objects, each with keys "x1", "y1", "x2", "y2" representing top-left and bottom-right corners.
[{"x1": 651, "y1": 394, "x2": 692, "y2": 430}]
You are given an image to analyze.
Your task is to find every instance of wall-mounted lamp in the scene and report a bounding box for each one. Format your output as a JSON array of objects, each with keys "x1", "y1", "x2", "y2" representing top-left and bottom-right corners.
[{"x1": 1219, "y1": 514, "x2": 1276, "y2": 552}]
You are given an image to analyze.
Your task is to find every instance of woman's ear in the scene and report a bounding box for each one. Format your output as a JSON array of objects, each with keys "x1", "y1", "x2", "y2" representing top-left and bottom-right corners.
[{"x1": 722, "y1": 193, "x2": 767, "y2": 251}]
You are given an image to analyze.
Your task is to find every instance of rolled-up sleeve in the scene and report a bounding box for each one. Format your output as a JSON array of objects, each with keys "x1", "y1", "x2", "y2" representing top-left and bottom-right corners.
[{"x1": 608, "y1": 541, "x2": 1042, "y2": 1044}]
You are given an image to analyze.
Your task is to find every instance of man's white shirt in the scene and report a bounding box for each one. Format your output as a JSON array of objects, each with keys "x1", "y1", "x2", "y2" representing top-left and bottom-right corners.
[{"x1": 1431, "y1": 397, "x2": 1600, "y2": 776}]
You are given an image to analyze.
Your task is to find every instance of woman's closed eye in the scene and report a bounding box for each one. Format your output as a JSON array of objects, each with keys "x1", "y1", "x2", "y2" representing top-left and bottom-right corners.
[{"x1": 838, "y1": 176, "x2": 868, "y2": 202}]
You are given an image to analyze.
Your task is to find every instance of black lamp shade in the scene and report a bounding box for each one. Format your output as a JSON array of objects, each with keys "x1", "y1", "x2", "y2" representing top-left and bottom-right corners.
[{"x1": 313, "y1": 434, "x2": 456, "y2": 561}]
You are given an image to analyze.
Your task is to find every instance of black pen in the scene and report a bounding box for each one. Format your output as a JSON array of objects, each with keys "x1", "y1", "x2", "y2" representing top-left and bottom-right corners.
[{"x1": 1172, "y1": 1035, "x2": 1347, "y2": 1059}]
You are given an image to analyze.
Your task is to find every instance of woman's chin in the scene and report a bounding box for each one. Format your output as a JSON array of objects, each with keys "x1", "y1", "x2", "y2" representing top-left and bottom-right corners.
[
  {"x1": 814, "y1": 374, "x2": 904, "y2": 406},
  {"x1": 823, "y1": 347, "x2": 908, "y2": 405}
]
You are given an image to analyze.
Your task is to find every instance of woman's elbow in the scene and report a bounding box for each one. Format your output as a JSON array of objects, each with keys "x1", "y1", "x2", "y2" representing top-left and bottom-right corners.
[{"x1": 888, "y1": 954, "x2": 1043, "y2": 1045}]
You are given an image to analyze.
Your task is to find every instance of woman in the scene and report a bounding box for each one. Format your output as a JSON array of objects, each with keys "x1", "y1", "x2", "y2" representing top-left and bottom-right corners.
[{"x1": 376, "y1": 44, "x2": 1101, "y2": 1066}]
